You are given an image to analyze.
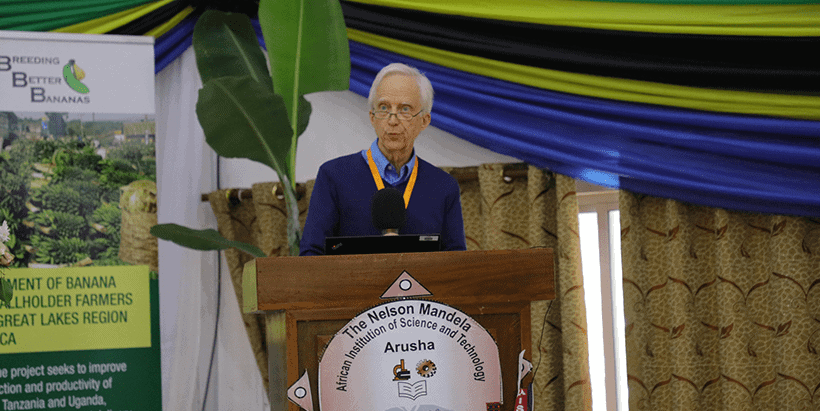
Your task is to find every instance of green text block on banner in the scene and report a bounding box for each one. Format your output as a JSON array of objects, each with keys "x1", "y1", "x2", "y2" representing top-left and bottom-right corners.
[
  {"x1": 0, "y1": 267, "x2": 160, "y2": 410},
  {"x1": 1, "y1": 266, "x2": 150, "y2": 354}
]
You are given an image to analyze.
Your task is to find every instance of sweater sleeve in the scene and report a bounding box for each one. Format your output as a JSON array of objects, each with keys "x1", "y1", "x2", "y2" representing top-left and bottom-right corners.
[
  {"x1": 299, "y1": 164, "x2": 339, "y2": 256},
  {"x1": 441, "y1": 179, "x2": 467, "y2": 251}
]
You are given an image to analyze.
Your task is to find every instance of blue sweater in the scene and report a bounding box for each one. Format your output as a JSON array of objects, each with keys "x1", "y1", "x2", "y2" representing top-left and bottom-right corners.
[{"x1": 299, "y1": 153, "x2": 467, "y2": 256}]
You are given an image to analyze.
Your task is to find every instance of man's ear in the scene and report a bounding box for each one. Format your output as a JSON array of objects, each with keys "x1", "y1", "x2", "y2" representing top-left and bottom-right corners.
[{"x1": 421, "y1": 112, "x2": 431, "y2": 129}]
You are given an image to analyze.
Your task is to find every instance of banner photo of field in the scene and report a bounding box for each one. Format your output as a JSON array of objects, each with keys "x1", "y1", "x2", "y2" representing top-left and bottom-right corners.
[{"x1": 0, "y1": 31, "x2": 160, "y2": 411}]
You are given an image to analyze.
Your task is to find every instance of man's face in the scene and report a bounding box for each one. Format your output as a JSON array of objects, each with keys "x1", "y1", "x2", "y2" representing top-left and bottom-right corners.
[{"x1": 370, "y1": 74, "x2": 431, "y2": 156}]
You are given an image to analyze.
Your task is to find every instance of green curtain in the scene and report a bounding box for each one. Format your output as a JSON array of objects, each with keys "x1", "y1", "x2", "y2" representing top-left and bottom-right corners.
[{"x1": 0, "y1": 0, "x2": 156, "y2": 31}]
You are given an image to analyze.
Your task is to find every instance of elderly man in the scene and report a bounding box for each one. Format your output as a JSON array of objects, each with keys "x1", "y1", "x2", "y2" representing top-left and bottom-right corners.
[{"x1": 299, "y1": 63, "x2": 467, "y2": 256}]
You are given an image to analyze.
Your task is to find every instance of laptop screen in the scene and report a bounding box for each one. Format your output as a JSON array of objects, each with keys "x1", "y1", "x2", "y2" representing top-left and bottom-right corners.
[{"x1": 324, "y1": 234, "x2": 441, "y2": 255}]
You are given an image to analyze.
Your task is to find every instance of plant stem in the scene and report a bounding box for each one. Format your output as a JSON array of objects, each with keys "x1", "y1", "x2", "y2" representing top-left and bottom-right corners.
[
  {"x1": 288, "y1": 0, "x2": 306, "y2": 190},
  {"x1": 279, "y1": 174, "x2": 301, "y2": 256}
]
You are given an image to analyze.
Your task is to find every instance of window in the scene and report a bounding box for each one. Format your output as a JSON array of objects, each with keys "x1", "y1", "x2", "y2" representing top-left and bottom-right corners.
[{"x1": 577, "y1": 189, "x2": 627, "y2": 411}]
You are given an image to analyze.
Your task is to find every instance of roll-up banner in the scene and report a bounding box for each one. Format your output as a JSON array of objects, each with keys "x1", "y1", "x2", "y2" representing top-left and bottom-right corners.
[{"x1": 0, "y1": 31, "x2": 160, "y2": 410}]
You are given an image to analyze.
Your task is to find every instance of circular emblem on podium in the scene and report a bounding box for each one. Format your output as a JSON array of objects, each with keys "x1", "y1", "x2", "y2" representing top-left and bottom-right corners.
[{"x1": 318, "y1": 300, "x2": 502, "y2": 411}]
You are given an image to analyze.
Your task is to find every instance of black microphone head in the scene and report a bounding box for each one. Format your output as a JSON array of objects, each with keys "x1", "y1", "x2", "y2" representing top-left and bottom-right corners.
[{"x1": 371, "y1": 188, "x2": 406, "y2": 232}]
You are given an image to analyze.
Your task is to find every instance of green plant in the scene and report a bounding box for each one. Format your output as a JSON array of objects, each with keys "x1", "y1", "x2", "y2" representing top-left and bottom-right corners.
[
  {"x1": 29, "y1": 234, "x2": 89, "y2": 266},
  {"x1": 98, "y1": 158, "x2": 145, "y2": 188},
  {"x1": 33, "y1": 139, "x2": 59, "y2": 162},
  {"x1": 5, "y1": 138, "x2": 37, "y2": 171},
  {"x1": 52, "y1": 145, "x2": 101, "y2": 172},
  {"x1": 92, "y1": 255, "x2": 128, "y2": 267},
  {"x1": 32, "y1": 210, "x2": 88, "y2": 239},
  {"x1": 50, "y1": 237, "x2": 89, "y2": 265},
  {"x1": 29, "y1": 234, "x2": 54, "y2": 264},
  {"x1": 88, "y1": 237, "x2": 120, "y2": 263},
  {"x1": 107, "y1": 140, "x2": 155, "y2": 163},
  {"x1": 151, "y1": 2, "x2": 350, "y2": 256},
  {"x1": 0, "y1": 154, "x2": 30, "y2": 222},
  {"x1": 64, "y1": 180, "x2": 104, "y2": 205},
  {"x1": 88, "y1": 203, "x2": 122, "y2": 253},
  {"x1": 100, "y1": 186, "x2": 121, "y2": 204},
  {"x1": 90, "y1": 203, "x2": 122, "y2": 234},
  {"x1": 150, "y1": 224, "x2": 265, "y2": 258},
  {"x1": 31, "y1": 183, "x2": 97, "y2": 216},
  {"x1": 52, "y1": 166, "x2": 98, "y2": 184}
]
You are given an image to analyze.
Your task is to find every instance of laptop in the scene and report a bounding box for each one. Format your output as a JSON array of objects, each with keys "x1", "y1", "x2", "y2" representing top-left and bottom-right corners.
[{"x1": 325, "y1": 234, "x2": 441, "y2": 255}]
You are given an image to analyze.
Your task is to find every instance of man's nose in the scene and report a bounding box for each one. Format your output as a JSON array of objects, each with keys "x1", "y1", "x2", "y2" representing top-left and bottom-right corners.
[{"x1": 387, "y1": 113, "x2": 400, "y2": 125}]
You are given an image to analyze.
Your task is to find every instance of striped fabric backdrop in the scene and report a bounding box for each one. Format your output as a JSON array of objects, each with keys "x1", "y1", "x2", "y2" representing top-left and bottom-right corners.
[{"x1": 3, "y1": 0, "x2": 818, "y2": 216}]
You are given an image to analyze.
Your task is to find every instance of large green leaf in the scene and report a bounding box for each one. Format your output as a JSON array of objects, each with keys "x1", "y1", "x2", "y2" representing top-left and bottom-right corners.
[
  {"x1": 193, "y1": 10, "x2": 271, "y2": 86},
  {"x1": 259, "y1": 0, "x2": 350, "y2": 120},
  {"x1": 150, "y1": 224, "x2": 266, "y2": 258},
  {"x1": 196, "y1": 76, "x2": 293, "y2": 178},
  {"x1": 296, "y1": 95, "x2": 312, "y2": 137},
  {"x1": 259, "y1": 0, "x2": 351, "y2": 178}
]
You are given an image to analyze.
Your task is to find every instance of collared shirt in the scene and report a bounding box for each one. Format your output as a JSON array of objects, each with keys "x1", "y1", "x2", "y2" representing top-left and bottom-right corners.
[{"x1": 360, "y1": 138, "x2": 416, "y2": 186}]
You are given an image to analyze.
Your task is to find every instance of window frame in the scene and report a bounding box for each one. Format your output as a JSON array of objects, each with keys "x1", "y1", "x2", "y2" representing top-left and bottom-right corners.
[{"x1": 576, "y1": 189, "x2": 625, "y2": 411}]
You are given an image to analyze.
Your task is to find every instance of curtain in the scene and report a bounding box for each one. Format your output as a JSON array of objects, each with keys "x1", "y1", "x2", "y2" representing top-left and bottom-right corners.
[
  {"x1": 209, "y1": 164, "x2": 591, "y2": 410},
  {"x1": 206, "y1": 181, "x2": 313, "y2": 395},
  {"x1": 154, "y1": 46, "x2": 221, "y2": 411},
  {"x1": 459, "y1": 165, "x2": 592, "y2": 410},
  {"x1": 10, "y1": 0, "x2": 820, "y2": 217},
  {"x1": 207, "y1": 189, "x2": 269, "y2": 391},
  {"x1": 348, "y1": 40, "x2": 820, "y2": 218},
  {"x1": 620, "y1": 192, "x2": 820, "y2": 411}
]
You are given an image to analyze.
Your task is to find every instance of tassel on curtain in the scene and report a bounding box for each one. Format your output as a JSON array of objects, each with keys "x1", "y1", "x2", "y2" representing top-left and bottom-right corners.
[
  {"x1": 208, "y1": 164, "x2": 592, "y2": 410},
  {"x1": 620, "y1": 192, "x2": 820, "y2": 411}
]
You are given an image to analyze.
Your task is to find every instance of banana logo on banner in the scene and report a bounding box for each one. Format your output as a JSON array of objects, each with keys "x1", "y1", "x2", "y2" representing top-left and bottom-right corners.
[{"x1": 62, "y1": 59, "x2": 89, "y2": 94}]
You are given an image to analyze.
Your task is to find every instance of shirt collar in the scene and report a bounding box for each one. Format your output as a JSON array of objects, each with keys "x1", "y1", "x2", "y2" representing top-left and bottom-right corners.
[{"x1": 361, "y1": 138, "x2": 416, "y2": 185}]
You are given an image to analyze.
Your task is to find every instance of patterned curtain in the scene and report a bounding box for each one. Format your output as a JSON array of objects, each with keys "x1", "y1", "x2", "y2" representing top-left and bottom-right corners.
[
  {"x1": 460, "y1": 164, "x2": 592, "y2": 411},
  {"x1": 206, "y1": 181, "x2": 314, "y2": 393},
  {"x1": 620, "y1": 192, "x2": 820, "y2": 411},
  {"x1": 209, "y1": 164, "x2": 591, "y2": 411}
]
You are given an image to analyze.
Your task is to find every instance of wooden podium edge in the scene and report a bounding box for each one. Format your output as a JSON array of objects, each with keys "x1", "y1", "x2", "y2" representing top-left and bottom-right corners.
[{"x1": 249, "y1": 249, "x2": 554, "y2": 312}]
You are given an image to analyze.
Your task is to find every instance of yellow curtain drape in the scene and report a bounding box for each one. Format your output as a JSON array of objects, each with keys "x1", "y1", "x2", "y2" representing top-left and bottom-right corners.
[
  {"x1": 209, "y1": 164, "x2": 592, "y2": 410},
  {"x1": 348, "y1": 28, "x2": 820, "y2": 120},
  {"x1": 344, "y1": 0, "x2": 820, "y2": 36},
  {"x1": 620, "y1": 192, "x2": 820, "y2": 411}
]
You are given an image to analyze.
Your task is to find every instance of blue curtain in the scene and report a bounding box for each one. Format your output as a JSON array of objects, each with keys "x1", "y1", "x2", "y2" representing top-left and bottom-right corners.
[
  {"x1": 349, "y1": 41, "x2": 820, "y2": 217},
  {"x1": 154, "y1": 19, "x2": 820, "y2": 217},
  {"x1": 154, "y1": 15, "x2": 195, "y2": 73}
]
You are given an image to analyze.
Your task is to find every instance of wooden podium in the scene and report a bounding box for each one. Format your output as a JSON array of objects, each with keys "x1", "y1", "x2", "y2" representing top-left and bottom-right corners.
[{"x1": 243, "y1": 248, "x2": 555, "y2": 411}]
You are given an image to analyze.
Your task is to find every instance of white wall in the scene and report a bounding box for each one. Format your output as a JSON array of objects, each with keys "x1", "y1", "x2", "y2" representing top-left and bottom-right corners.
[{"x1": 157, "y1": 46, "x2": 519, "y2": 411}]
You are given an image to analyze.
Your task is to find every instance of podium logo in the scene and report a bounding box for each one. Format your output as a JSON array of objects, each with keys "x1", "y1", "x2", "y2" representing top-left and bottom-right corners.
[
  {"x1": 397, "y1": 380, "x2": 427, "y2": 401},
  {"x1": 416, "y1": 359, "x2": 436, "y2": 378},
  {"x1": 62, "y1": 59, "x2": 89, "y2": 94},
  {"x1": 392, "y1": 359, "x2": 411, "y2": 381}
]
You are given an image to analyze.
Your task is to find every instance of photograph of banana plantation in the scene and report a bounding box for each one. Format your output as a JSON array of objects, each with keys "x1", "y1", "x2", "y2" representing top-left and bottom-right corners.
[{"x1": 0, "y1": 111, "x2": 157, "y2": 271}]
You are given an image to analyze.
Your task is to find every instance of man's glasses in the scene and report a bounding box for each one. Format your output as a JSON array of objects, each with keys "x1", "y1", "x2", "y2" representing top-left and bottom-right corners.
[{"x1": 371, "y1": 109, "x2": 424, "y2": 121}]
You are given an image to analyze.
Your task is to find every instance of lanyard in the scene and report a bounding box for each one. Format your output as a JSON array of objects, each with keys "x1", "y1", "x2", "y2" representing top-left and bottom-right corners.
[{"x1": 366, "y1": 148, "x2": 418, "y2": 208}]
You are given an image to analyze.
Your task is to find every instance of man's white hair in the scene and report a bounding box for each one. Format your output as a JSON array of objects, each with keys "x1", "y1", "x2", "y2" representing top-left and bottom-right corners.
[{"x1": 367, "y1": 63, "x2": 434, "y2": 114}]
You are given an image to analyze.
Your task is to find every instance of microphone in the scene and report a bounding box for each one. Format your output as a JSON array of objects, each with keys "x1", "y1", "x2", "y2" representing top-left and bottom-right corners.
[{"x1": 371, "y1": 188, "x2": 406, "y2": 235}]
